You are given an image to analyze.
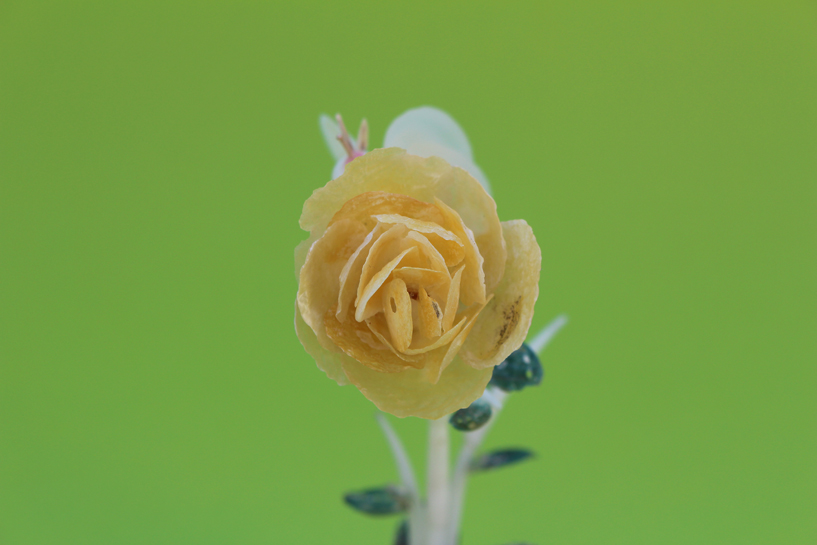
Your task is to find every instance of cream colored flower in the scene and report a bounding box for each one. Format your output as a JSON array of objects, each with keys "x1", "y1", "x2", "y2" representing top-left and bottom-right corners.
[{"x1": 296, "y1": 110, "x2": 541, "y2": 419}]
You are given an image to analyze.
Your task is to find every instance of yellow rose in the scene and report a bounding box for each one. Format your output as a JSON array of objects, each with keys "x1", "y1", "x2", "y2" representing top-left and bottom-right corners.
[{"x1": 295, "y1": 118, "x2": 541, "y2": 419}]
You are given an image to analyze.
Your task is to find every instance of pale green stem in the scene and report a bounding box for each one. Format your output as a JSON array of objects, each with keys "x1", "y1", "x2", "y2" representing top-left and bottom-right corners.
[
  {"x1": 426, "y1": 417, "x2": 450, "y2": 545},
  {"x1": 446, "y1": 389, "x2": 507, "y2": 544},
  {"x1": 376, "y1": 414, "x2": 424, "y2": 544}
]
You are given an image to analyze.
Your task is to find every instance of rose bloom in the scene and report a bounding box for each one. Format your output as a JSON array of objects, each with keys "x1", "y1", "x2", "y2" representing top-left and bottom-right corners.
[{"x1": 295, "y1": 110, "x2": 541, "y2": 419}]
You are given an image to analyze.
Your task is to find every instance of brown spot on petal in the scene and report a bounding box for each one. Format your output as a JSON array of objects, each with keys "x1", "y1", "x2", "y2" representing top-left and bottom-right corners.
[{"x1": 494, "y1": 296, "x2": 521, "y2": 351}]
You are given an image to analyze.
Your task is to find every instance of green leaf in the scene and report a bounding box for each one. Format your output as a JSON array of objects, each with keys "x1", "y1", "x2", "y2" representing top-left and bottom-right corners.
[
  {"x1": 469, "y1": 448, "x2": 535, "y2": 473},
  {"x1": 449, "y1": 398, "x2": 492, "y2": 431},
  {"x1": 343, "y1": 485, "x2": 407, "y2": 516}
]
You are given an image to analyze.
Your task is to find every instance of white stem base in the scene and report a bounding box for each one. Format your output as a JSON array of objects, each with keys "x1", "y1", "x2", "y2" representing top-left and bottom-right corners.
[{"x1": 426, "y1": 418, "x2": 450, "y2": 545}]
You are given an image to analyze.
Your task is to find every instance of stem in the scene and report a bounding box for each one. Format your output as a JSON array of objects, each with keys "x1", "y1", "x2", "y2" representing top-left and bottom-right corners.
[
  {"x1": 446, "y1": 389, "x2": 507, "y2": 544},
  {"x1": 426, "y1": 418, "x2": 450, "y2": 545},
  {"x1": 529, "y1": 314, "x2": 568, "y2": 354},
  {"x1": 376, "y1": 414, "x2": 424, "y2": 545}
]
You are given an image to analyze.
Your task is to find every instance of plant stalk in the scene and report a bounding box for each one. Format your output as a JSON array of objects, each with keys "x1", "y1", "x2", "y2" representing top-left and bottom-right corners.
[{"x1": 426, "y1": 417, "x2": 450, "y2": 545}]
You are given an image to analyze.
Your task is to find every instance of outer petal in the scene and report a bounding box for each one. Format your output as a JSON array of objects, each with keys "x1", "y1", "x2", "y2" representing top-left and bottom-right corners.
[
  {"x1": 460, "y1": 220, "x2": 541, "y2": 370},
  {"x1": 383, "y1": 106, "x2": 492, "y2": 194},
  {"x1": 341, "y1": 354, "x2": 493, "y2": 419},
  {"x1": 297, "y1": 219, "x2": 368, "y2": 350},
  {"x1": 295, "y1": 302, "x2": 350, "y2": 386},
  {"x1": 299, "y1": 148, "x2": 505, "y2": 293}
]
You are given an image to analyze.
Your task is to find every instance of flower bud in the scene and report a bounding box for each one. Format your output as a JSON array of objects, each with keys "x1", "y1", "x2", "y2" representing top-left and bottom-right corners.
[
  {"x1": 488, "y1": 343, "x2": 543, "y2": 392},
  {"x1": 449, "y1": 397, "x2": 492, "y2": 431}
]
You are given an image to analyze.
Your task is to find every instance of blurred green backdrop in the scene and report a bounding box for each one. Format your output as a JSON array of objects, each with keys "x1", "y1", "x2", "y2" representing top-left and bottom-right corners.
[{"x1": 1, "y1": 2, "x2": 815, "y2": 544}]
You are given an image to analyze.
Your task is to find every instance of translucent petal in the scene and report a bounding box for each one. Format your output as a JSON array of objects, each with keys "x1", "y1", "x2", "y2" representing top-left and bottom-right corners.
[
  {"x1": 392, "y1": 266, "x2": 449, "y2": 305},
  {"x1": 332, "y1": 156, "x2": 346, "y2": 180},
  {"x1": 336, "y1": 224, "x2": 385, "y2": 322},
  {"x1": 434, "y1": 198, "x2": 486, "y2": 306},
  {"x1": 461, "y1": 220, "x2": 541, "y2": 370},
  {"x1": 295, "y1": 301, "x2": 350, "y2": 386},
  {"x1": 382, "y1": 278, "x2": 413, "y2": 352},
  {"x1": 421, "y1": 296, "x2": 490, "y2": 384},
  {"x1": 404, "y1": 231, "x2": 449, "y2": 275},
  {"x1": 300, "y1": 149, "x2": 465, "y2": 237},
  {"x1": 300, "y1": 150, "x2": 504, "y2": 293},
  {"x1": 442, "y1": 265, "x2": 464, "y2": 332},
  {"x1": 297, "y1": 219, "x2": 368, "y2": 349},
  {"x1": 356, "y1": 246, "x2": 417, "y2": 322},
  {"x1": 433, "y1": 169, "x2": 505, "y2": 295},
  {"x1": 365, "y1": 314, "x2": 422, "y2": 364},
  {"x1": 341, "y1": 354, "x2": 493, "y2": 419},
  {"x1": 383, "y1": 107, "x2": 493, "y2": 193},
  {"x1": 405, "y1": 314, "x2": 467, "y2": 356},
  {"x1": 330, "y1": 191, "x2": 444, "y2": 232},
  {"x1": 417, "y1": 287, "x2": 442, "y2": 339},
  {"x1": 373, "y1": 213, "x2": 465, "y2": 267},
  {"x1": 325, "y1": 307, "x2": 419, "y2": 373}
]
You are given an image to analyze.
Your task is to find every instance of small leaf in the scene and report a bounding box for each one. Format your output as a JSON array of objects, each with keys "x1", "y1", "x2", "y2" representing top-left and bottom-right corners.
[
  {"x1": 393, "y1": 519, "x2": 409, "y2": 545},
  {"x1": 469, "y1": 448, "x2": 535, "y2": 473},
  {"x1": 343, "y1": 485, "x2": 407, "y2": 516},
  {"x1": 450, "y1": 398, "x2": 492, "y2": 431},
  {"x1": 489, "y1": 344, "x2": 543, "y2": 392}
]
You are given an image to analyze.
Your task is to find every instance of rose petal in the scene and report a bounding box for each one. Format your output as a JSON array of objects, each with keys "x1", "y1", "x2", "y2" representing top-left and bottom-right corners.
[
  {"x1": 434, "y1": 198, "x2": 486, "y2": 306},
  {"x1": 442, "y1": 265, "x2": 464, "y2": 332},
  {"x1": 421, "y1": 296, "x2": 490, "y2": 384},
  {"x1": 433, "y1": 166, "x2": 506, "y2": 294},
  {"x1": 341, "y1": 354, "x2": 493, "y2": 419},
  {"x1": 365, "y1": 314, "x2": 422, "y2": 364},
  {"x1": 416, "y1": 287, "x2": 442, "y2": 339},
  {"x1": 382, "y1": 278, "x2": 413, "y2": 352},
  {"x1": 356, "y1": 246, "x2": 418, "y2": 322},
  {"x1": 329, "y1": 191, "x2": 444, "y2": 231},
  {"x1": 325, "y1": 307, "x2": 419, "y2": 372},
  {"x1": 295, "y1": 302, "x2": 350, "y2": 386},
  {"x1": 297, "y1": 219, "x2": 368, "y2": 350},
  {"x1": 373, "y1": 213, "x2": 465, "y2": 267},
  {"x1": 337, "y1": 224, "x2": 385, "y2": 322},
  {"x1": 461, "y1": 220, "x2": 541, "y2": 370}
]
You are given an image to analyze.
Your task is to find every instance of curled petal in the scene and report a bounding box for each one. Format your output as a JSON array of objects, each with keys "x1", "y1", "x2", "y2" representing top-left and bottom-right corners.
[
  {"x1": 434, "y1": 198, "x2": 486, "y2": 306},
  {"x1": 373, "y1": 213, "x2": 465, "y2": 267},
  {"x1": 341, "y1": 354, "x2": 493, "y2": 420},
  {"x1": 295, "y1": 302, "x2": 350, "y2": 386},
  {"x1": 326, "y1": 308, "x2": 420, "y2": 372},
  {"x1": 300, "y1": 150, "x2": 503, "y2": 283},
  {"x1": 330, "y1": 191, "x2": 444, "y2": 231},
  {"x1": 297, "y1": 219, "x2": 368, "y2": 349},
  {"x1": 337, "y1": 224, "x2": 385, "y2": 322},
  {"x1": 461, "y1": 220, "x2": 541, "y2": 369}
]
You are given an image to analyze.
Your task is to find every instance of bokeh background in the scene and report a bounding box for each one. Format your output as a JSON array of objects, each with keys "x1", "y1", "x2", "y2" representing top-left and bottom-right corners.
[{"x1": 1, "y1": 2, "x2": 815, "y2": 544}]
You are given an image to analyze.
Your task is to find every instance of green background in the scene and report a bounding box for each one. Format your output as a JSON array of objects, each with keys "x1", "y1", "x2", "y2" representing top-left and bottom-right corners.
[{"x1": 1, "y1": 2, "x2": 815, "y2": 544}]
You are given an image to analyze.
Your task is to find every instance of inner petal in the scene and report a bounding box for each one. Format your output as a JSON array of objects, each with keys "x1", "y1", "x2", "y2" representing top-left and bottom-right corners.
[
  {"x1": 373, "y1": 213, "x2": 465, "y2": 267},
  {"x1": 392, "y1": 267, "x2": 450, "y2": 303},
  {"x1": 443, "y1": 265, "x2": 465, "y2": 332},
  {"x1": 382, "y1": 278, "x2": 413, "y2": 352},
  {"x1": 336, "y1": 223, "x2": 385, "y2": 322},
  {"x1": 417, "y1": 287, "x2": 442, "y2": 339},
  {"x1": 434, "y1": 198, "x2": 486, "y2": 305},
  {"x1": 355, "y1": 246, "x2": 417, "y2": 322}
]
